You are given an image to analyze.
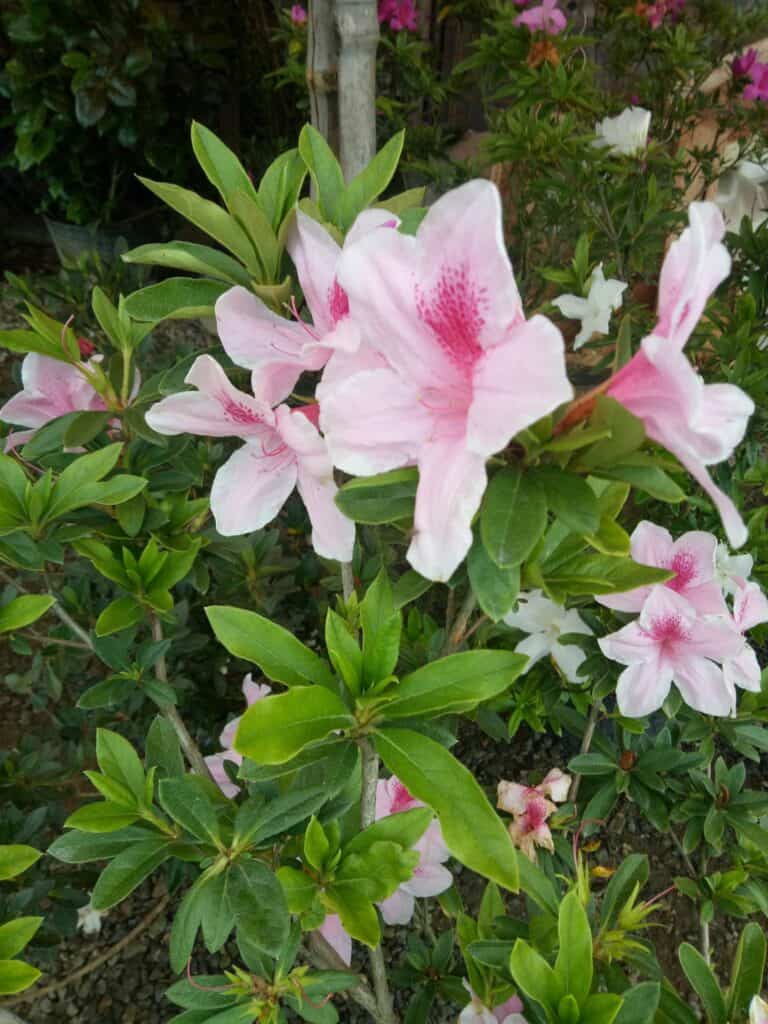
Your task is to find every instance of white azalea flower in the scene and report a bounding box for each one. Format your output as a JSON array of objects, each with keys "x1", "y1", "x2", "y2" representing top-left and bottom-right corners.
[
  {"x1": 594, "y1": 106, "x2": 651, "y2": 156},
  {"x1": 504, "y1": 590, "x2": 593, "y2": 683},
  {"x1": 77, "y1": 903, "x2": 105, "y2": 936},
  {"x1": 749, "y1": 996, "x2": 768, "y2": 1024},
  {"x1": 552, "y1": 264, "x2": 627, "y2": 348},
  {"x1": 715, "y1": 542, "x2": 754, "y2": 595},
  {"x1": 715, "y1": 159, "x2": 768, "y2": 232}
]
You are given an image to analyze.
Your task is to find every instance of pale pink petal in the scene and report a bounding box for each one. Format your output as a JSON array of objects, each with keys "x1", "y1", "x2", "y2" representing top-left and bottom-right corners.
[
  {"x1": 650, "y1": 202, "x2": 730, "y2": 351},
  {"x1": 724, "y1": 644, "x2": 762, "y2": 693},
  {"x1": 684, "y1": 614, "x2": 744, "y2": 662},
  {"x1": 287, "y1": 211, "x2": 342, "y2": 335},
  {"x1": 215, "y1": 286, "x2": 329, "y2": 405},
  {"x1": 537, "y1": 768, "x2": 571, "y2": 803},
  {"x1": 0, "y1": 354, "x2": 105, "y2": 428},
  {"x1": 631, "y1": 520, "x2": 674, "y2": 565},
  {"x1": 669, "y1": 449, "x2": 749, "y2": 550},
  {"x1": 467, "y1": 315, "x2": 572, "y2": 457},
  {"x1": 407, "y1": 438, "x2": 487, "y2": 582},
  {"x1": 344, "y1": 208, "x2": 400, "y2": 247},
  {"x1": 219, "y1": 715, "x2": 242, "y2": 750},
  {"x1": 295, "y1": 467, "x2": 355, "y2": 561},
  {"x1": 497, "y1": 782, "x2": 530, "y2": 817},
  {"x1": 550, "y1": 640, "x2": 588, "y2": 683},
  {"x1": 205, "y1": 753, "x2": 241, "y2": 798},
  {"x1": 317, "y1": 914, "x2": 352, "y2": 966},
  {"x1": 733, "y1": 579, "x2": 768, "y2": 632},
  {"x1": 320, "y1": 368, "x2": 433, "y2": 476},
  {"x1": 673, "y1": 657, "x2": 734, "y2": 716},
  {"x1": 4, "y1": 429, "x2": 36, "y2": 451},
  {"x1": 379, "y1": 888, "x2": 416, "y2": 925},
  {"x1": 598, "y1": 620, "x2": 661, "y2": 666},
  {"x1": 615, "y1": 660, "x2": 674, "y2": 717},
  {"x1": 493, "y1": 996, "x2": 525, "y2": 1024},
  {"x1": 243, "y1": 674, "x2": 272, "y2": 705},
  {"x1": 415, "y1": 820, "x2": 450, "y2": 864},
  {"x1": 402, "y1": 861, "x2": 453, "y2": 898},
  {"x1": 315, "y1": 343, "x2": 389, "y2": 404},
  {"x1": 210, "y1": 442, "x2": 297, "y2": 536},
  {"x1": 376, "y1": 777, "x2": 422, "y2": 819}
]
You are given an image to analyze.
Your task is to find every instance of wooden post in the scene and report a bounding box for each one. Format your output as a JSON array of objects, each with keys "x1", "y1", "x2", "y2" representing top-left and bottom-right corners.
[
  {"x1": 307, "y1": 0, "x2": 340, "y2": 156},
  {"x1": 336, "y1": 0, "x2": 379, "y2": 180}
]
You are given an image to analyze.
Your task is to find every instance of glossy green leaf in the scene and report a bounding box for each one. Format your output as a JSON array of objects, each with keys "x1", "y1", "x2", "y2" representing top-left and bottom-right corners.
[
  {"x1": 191, "y1": 121, "x2": 257, "y2": 209},
  {"x1": 555, "y1": 890, "x2": 593, "y2": 1006},
  {"x1": 678, "y1": 944, "x2": 726, "y2": 1024},
  {"x1": 467, "y1": 533, "x2": 520, "y2": 621},
  {"x1": 481, "y1": 466, "x2": 547, "y2": 568},
  {"x1": 91, "y1": 837, "x2": 172, "y2": 910},
  {"x1": 0, "y1": 917, "x2": 43, "y2": 960},
  {"x1": 335, "y1": 468, "x2": 418, "y2": 524},
  {"x1": 123, "y1": 278, "x2": 230, "y2": 322},
  {"x1": 0, "y1": 595, "x2": 54, "y2": 634},
  {"x1": 122, "y1": 241, "x2": 252, "y2": 286},
  {"x1": 0, "y1": 959, "x2": 41, "y2": 995},
  {"x1": 235, "y1": 688, "x2": 353, "y2": 764},
  {"x1": 0, "y1": 845, "x2": 42, "y2": 881}
]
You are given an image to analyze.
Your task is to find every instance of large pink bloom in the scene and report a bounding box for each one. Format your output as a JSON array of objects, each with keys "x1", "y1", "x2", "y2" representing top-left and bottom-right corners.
[
  {"x1": 607, "y1": 203, "x2": 754, "y2": 548},
  {"x1": 0, "y1": 353, "x2": 107, "y2": 449},
  {"x1": 321, "y1": 180, "x2": 572, "y2": 581},
  {"x1": 597, "y1": 522, "x2": 726, "y2": 616},
  {"x1": 515, "y1": 0, "x2": 566, "y2": 34},
  {"x1": 205, "y1": 674, "x2": 271, "y2": 798},
  {"x1": 214, "y1": 210, "x2": 397, "y2": 406},
  {"x1": 145, "y1": 355, "x2": 354, "y2": 560},
  {"x1": 599, "y1": 588, "x2": 743, "y2": 717}
]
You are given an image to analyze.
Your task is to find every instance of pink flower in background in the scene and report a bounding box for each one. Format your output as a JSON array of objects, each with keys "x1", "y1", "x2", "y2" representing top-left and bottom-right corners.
[
  {"x1": 0, "y1": 353, "x2": 107, "y2": 450},
  {"x1": 597, "y1": 522, "x2": 727, "y2": 616},
  {"x1": 321, "y1": 180, "x2": 572, "y2": 581},
  {"x1": 723, "y1": 578, "x2": 768, "y2": 698},
  {"x1": 744, "y1": 60, "x2": 768, "y2": 103},
  {"x1": 378, "y1": 0, "x2": 418, "y2": 31},
  {"x1": 215, "y1": 209, "x2": 397, "y2": 406},
  {"x1": 515, "y1": 0, "x2": 566, "y2": 34},
  {"x1": 318, "y1": 914, "x2": 352, "y2": 966},
  {"x1": 645, "y1": 0, "x2": 685, "y2": 28},
  {"x1": 459, "y1": 982, "x2": 527, "y2": 1024},
  {"x1": 290, "y1": 3, "x2": 307, "y2": 23},
  {"x1": 732, "y1": 49, "x2": 758, "y2": 79},
  {"x1": 606, "y1": 202, "x2": 754, "y2": 548},
  {"x1": 205, "y1": 675, "x2": 271, "y2": 798},
  {"x1": 497, "y1": 768, "x2": 571, "y2": 861},
  {"x1": 598, "y1": 587, "x2": 743, "y2": 718},
  {"x1": 749, "y1": 996, "x2": 768, "y2": 1024},
  {"x1": 146, "y1": 354, "x2": 354, "y2": 560}
]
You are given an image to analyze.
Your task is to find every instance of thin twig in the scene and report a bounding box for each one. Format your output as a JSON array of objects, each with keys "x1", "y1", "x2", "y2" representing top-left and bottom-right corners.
[
  {"x1": 442, "y1": 591, "x2": 478, "y2": 655},
  {"x1": 25, "y1": 632, "x2": 91, "y2": 651},
  {"x1": 341, "y1": 562, "x2": 355, "y2": 602},
  {"x1": 0, "y1": 894, "x2": 170, "y2": 1008},
  {"x1": 569, "y1": 700, "x2": 601, "y2": 804},
  {"x1": 0, "y1": 570, "x2": 94, "y2": 650},
  {"x1": 306, "y1": 932, "x2": 382, "y2": 1021}
]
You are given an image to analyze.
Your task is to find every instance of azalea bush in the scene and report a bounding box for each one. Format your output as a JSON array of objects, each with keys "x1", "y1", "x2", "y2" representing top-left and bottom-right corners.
[{"x1": 1, "y1": 17, "x2": 768, "y2": 1019}]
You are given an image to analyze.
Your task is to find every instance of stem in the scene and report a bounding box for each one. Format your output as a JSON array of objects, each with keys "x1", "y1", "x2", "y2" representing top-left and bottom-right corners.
[
  {"x1": 359, "y1": 738, "x2": 397, "y2": 1024},
  {"x1": 341, "y1": 562, "x2": 355, "y2": 602},
  {"x1": 307, "y1": 932, "x2": 381, "y2": 1021},
  {"x1": 150, "y1": 615, "x2": 214, "y2": 781},
  {"x1": 0, "y1": 894, "x2": 170, "y2": 1008},
  {"x1": 569, "y1": 699, "x2": 601, "y2": 804},
  {"x1": 442, "y1": 590, "x2": 477, "y2": 655},
  {"x1": 120, "y1": 349, "x2": 133, "y2": 405}
]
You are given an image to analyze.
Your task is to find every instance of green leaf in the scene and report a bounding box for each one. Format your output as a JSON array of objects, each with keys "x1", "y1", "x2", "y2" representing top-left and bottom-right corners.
[
  {"x1": 360, "y1": 570, "x2": 400, "y2": 686},
  {"x1": 467, "y1": 532, "x2": 520, "y2": 621},
  {"x1": 726, "y1": 922, "x2": 766, "y2": 1021},
  {"x1": 91, "y1": 837, "x2": 172, "y2": 910},
  {"x1": 0, "y1": 959, "x2": 41, "y2": 995},
  {"x1": 600, "y1": 854, "x2": 649, "y2": 929},
  {"x1": 146, "y1": 716, "x2": 185, "y2": 779},
  {"x1": 63, "y1": 410, "x2": 114, "y2": 448},
  {"x1": 0, "y1": 917, "x2": 43, "y2": 960},
  {"x1": 568, "y1": 753, "x2": 616, "y2": 776},
  {"x1": 159, "y1": 777, "x2": 223, "y2": 847},
  {"x1": 597, "y1": 464, "x2": 685, "y2": 503},
  {"x1": 258, "y1": 148, "x2": 307, "y2": 230},
  {"x1": 678, "y1": 944, "x2": 726, "y2": 1024},
  {"x1": 91, "y1": 287, "x2": 125, "y2": 348},
  {"x1": 95, "y1": 595, "x2": 145, "y2": 636},
  {"x1": 234, "y1": 786, "x2": 332, "y2": 847},
  {"x1": 581, "y1": 993, "x2": 624, "y2": 1024},
  {"x1": 235, "y1": 688, "x2": 354, "y2": 764},
  {"x1": 277, "y1": 865, "x2": 318, "y2": 913},
  {"x1": 46, "y1": 443, "x2": 123, "y2": 518},
  {"x1": 170, "y1": 875, "x2": 209, "y2": 972},
  {"x1": 555, "y1": 890, "x2": 593, "y2": 1006},
  {"x1": 577, "y1": 398, "x2": 645, "y2": 470},
  {"x1": 229, "y1": 858, "x2": 289, "y2": 957},
  {"x1": 206, "y1": 605, "x2": 335, "y2": 689},
  {"x1": 0, "y1": 327, "x2": 73, "y2": 362},
  {"x1": 48, "y1": 826, "x2": 154, "y2": 863},
  {"x1": 344, "y1": 807, "x2": 432, "y2": 856},
  {"x1": 335, "y1": 468, "x2": 418, "y2": 524},
  {"x1": 481, "y1": 466, "x2": 547, "y2": 568},
  {"x1": 190, "y1": 121, "x2": 258, "y2": 209},
  {"x1": 123, "y1": 278, "x2": 230, "y2": 322},
  {"x1": 0, "y1": 844, "x2": 41, "y2": 881},
  {"x1": 614, "y1": 983, "x2": 660, "y2": 1024},
  {"x1": 384, "y1": 650, "x2": 527, "y2": 719},
  {"x1": 96, "y1": 728, "x2": 145, "y2": 801},
  {"x1": 298, "y1": 125, "x2": 345, "y2": 222},
  {"x1": 64, "y1": 802, "x2": 139, "y2": 833},
  {"x1": 0, "y1": 595, "x2": 54, "y2": 634},
  {"x1": 325, "y1": 609, "x2": 362, "y2": 695},
  {"x1": 122, "y1": 242, "x2": 252, "y2": 287},
  {"x1": 374, "y1": 727, "x2": 518, "y2": 891},
  {"x1": 337, "y1": 131, "x2": 405, "y2": 229},
  {"x1": 509, "y1": 939, "x2": 563, "y2": 1018},
  {"x1": 532, "y1": 468, "x2": 600, "y2": 535},
  {"x1": 516, "y1": 855, "x2": 560, "y2": 918},
  {"x1": 229, "y1": 190, "x2": 279, "y2": 281}
]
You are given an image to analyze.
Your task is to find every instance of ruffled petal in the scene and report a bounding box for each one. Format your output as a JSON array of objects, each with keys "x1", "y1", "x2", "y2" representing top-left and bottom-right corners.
[{"x1": 210, "y1": 442, "x2": 297, "y2": 536}]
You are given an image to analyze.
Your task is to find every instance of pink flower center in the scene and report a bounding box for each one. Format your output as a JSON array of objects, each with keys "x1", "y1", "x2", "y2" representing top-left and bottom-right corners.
[
  {"x1": 647, "y1": 613, "x2": 689, "y2": 644},
  {"x1": 328, "y1": 279, "x2": 350, "y2": 325},
  {"x1": 416, "y1": 264, "x2": 486, "y2": 372},
  {"x1": 390, "y1": 779, "x2": 417, "y2": 813},
  {"x1": 520, "y1": 793, "x2": 550, "y2": 833},
  {"x1": 219, "y1": 393, "x2": 264, "y2": 427},
  {"x1": 667, "y1": 550, "x2": 697, "y2": 592}
]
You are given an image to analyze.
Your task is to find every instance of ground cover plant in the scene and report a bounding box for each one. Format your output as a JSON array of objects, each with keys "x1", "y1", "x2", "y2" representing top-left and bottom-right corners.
[{"x1": 0, "y1": 1, "x2": 767, "y2": 1022}]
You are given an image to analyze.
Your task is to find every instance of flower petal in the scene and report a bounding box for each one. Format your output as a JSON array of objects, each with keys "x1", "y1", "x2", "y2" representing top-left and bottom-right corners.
[
  {"x1": 616, "y1": 660, "x2": 673, "y2": 717},
  {"x1": 378, "y1": 887, "x2": 416, "y2": 925},
  {"x1": 210, "y1": 442, "x2": 297, "y2": 536},
  {"x1": 287, "y1": 211, "x2": 342, "y2": 335},
  {"x1": 673, "y1": 657, "x2": 734, "y2": 716}
]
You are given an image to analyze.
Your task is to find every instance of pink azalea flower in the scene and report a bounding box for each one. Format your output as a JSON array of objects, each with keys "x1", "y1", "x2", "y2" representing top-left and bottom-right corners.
[
  {"x1": 378, "y1": 0, "x2": 418, "y2": 30},
  {"x1": 215, "y1": 210, "x2": 397, "y2": 406},
  {"x1": 205, "y1": 675, "x2": 271, "y2": 798},
  {"x1": 744, "y1": 60, "x2": 768, "y2": 103},
  {"x1": 459, "y1": 981, "x2": 527, "y2": 1024},
  {"x1": 318, "y1": 913, "x2": 352, "y2": 966},
  {"x1": 606, "y1": 202, "x2": 754, "y2": 548},
  {"x1": 598, "y1": 587, "x2": 743, "y2": 717},
  {"x1": 750, "y1": 996, "x2": 768, "y2": 1024},
  {"x1": 0, "y1": 353, "x2": 107, "y2": 450},
  {"x1": 497, "y1": 768, "x2": 571, "y2": 862},
  {"x1": 515, "y1": 0, "x2": 567, "y2": 35},
  {"x1": 321, "y1": 180, "x2": 572, "y2": 581},
  {"x1": 145, "y1": 355, "x2": 354, "y2": 560},
  {"x1": 732, "y1": 49, "x2": 758, "y2": 79},
  {"x1": 290, "y1": 3, "x2": 307, "y2": 23},
  {"x1": 723, "y1": 578, "x2": 768, "y2": 697},
  {"x1": 597, "y1": 522, "x2": 727, "y2": 616}
]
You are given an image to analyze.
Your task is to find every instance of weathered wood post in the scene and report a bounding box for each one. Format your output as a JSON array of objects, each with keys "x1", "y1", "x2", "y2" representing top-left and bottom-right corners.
[
  {"x1": 335, "y1": 0, "x2": 380, "y2": 179},
  {"x1": 307, "y1": 0, "x2": 340, "y2": 156}
]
